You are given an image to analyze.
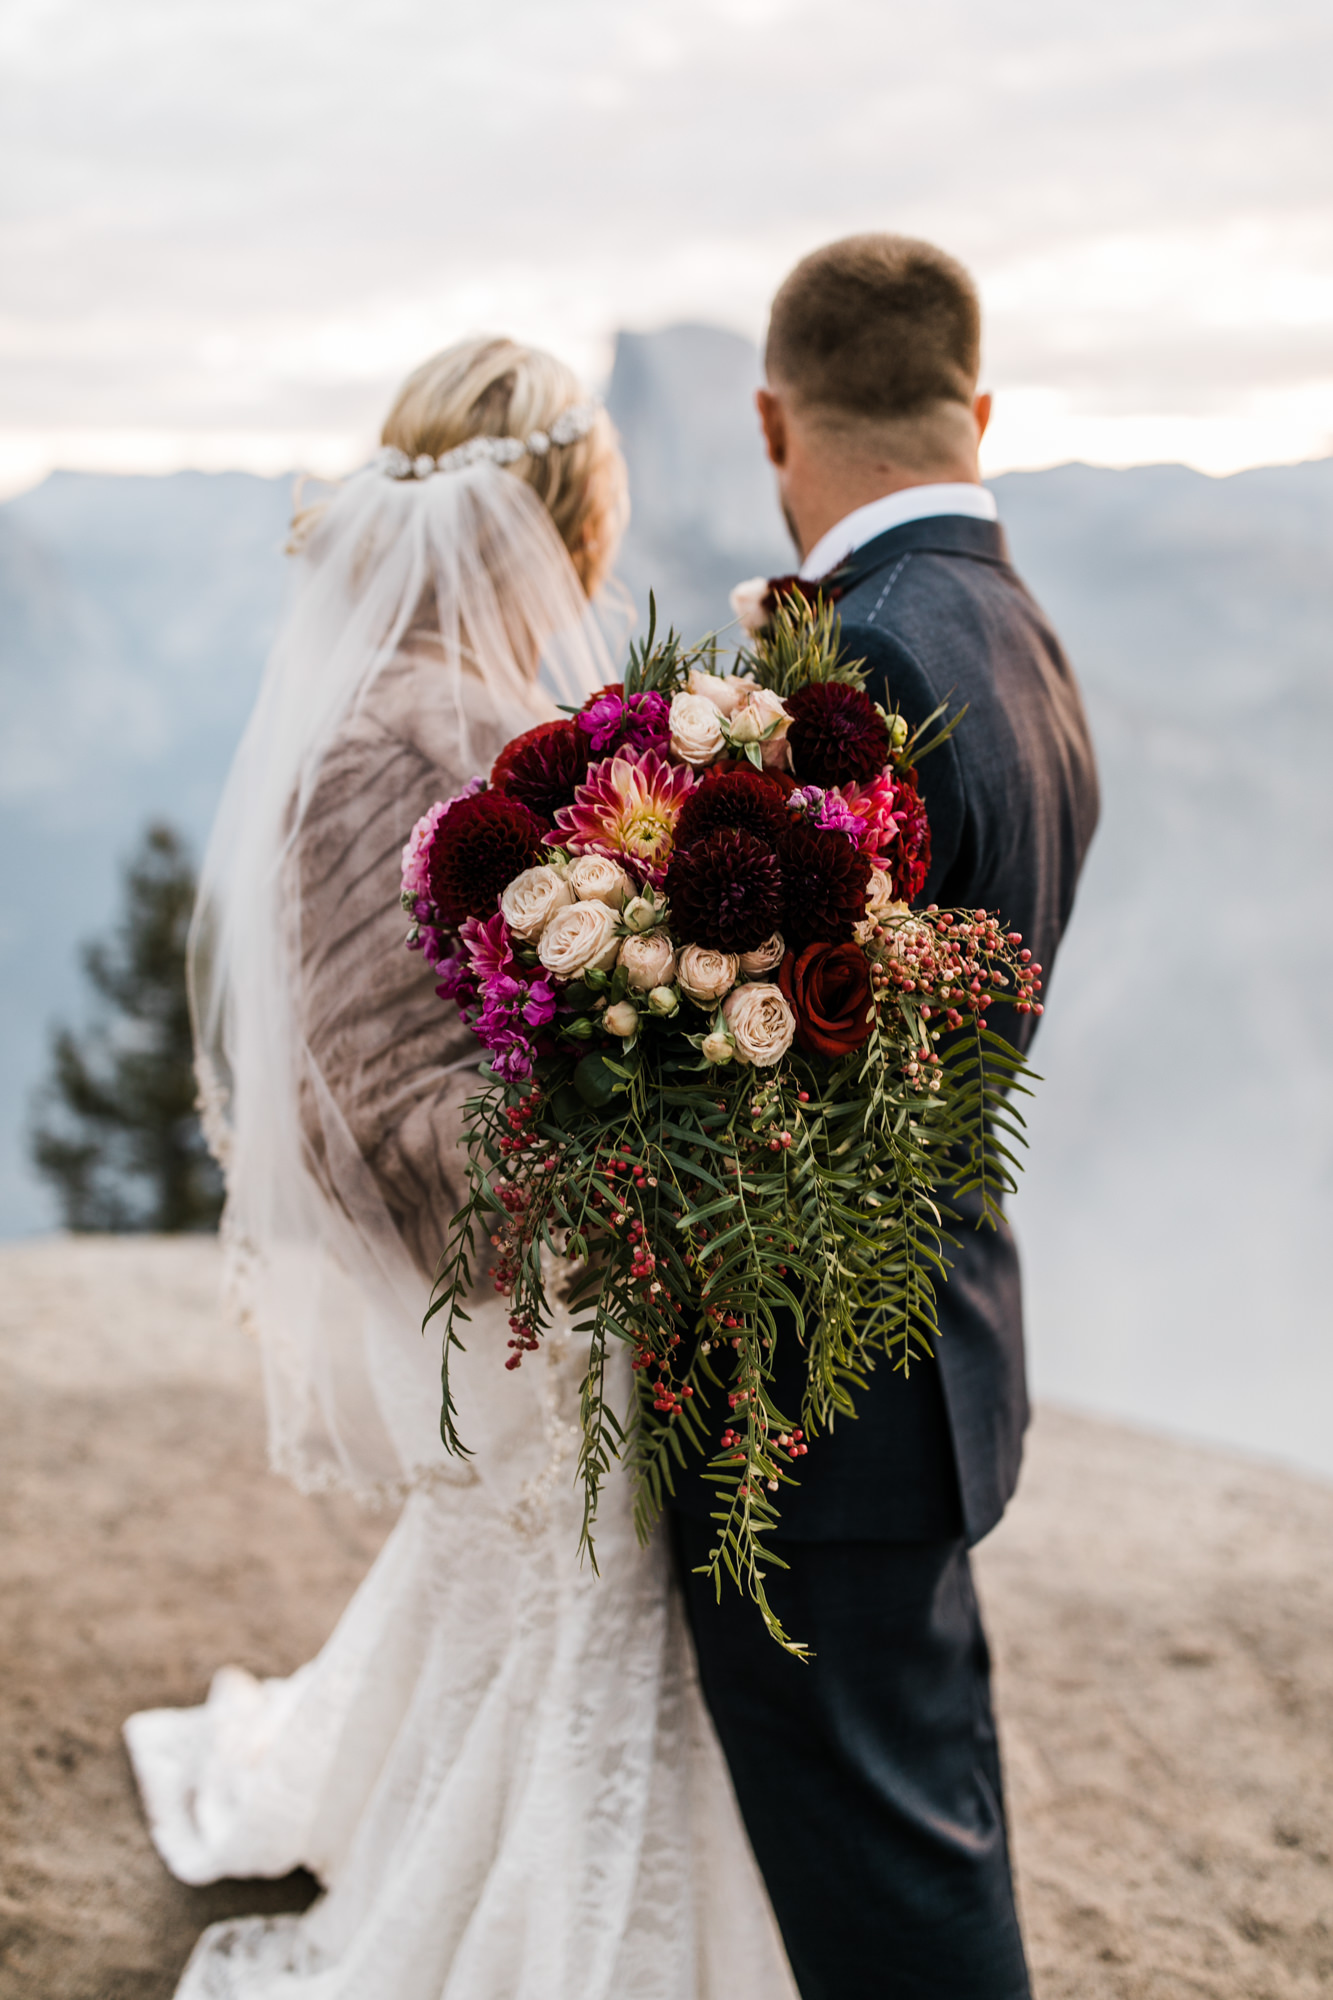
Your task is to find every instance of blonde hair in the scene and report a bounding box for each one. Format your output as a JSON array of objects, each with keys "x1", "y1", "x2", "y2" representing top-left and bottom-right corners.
[{"x1": 380, "y1": 336, "x2": 627, "y2": 595}]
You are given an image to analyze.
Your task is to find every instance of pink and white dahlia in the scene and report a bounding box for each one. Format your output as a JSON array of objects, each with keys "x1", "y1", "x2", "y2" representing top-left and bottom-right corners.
[
  {"x1": 553, "y1": 751, "x2": 696, "y2": 887},
  {"x1": 838, "y1": 772, "x2": 901, "y2": 858}
]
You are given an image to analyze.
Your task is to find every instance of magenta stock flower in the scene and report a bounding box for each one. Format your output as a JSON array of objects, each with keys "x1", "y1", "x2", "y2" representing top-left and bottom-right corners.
[
  {"x1": 553, "y1": 750, "x2": 695, "y2": 886},
  {"x1": 429, "y1": 934, "x2": 475, "y2": 997},
  {"x1": 789, "y1": 785, "x2": 862, "y2": 841},
  {"x1": 457, "y1": 915, "x2": 559, "y2": 1081},
  {"x1": 577, "y1": 688, "x2": 671, "y2": 757}
]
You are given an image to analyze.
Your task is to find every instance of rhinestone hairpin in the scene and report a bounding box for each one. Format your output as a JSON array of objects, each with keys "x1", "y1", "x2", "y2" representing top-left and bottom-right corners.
[{"x1": 376, "y1": 400, "x2": 601, "y2": 481}]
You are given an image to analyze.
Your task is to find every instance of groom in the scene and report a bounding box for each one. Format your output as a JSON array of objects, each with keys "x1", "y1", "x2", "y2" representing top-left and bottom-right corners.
[{"x1": 671, "y1": 235, "x2": 1099, "y2": 1997}]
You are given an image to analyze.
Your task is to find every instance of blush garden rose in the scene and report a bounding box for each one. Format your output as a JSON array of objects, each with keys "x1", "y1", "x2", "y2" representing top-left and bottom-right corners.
[
  {"x1": 668, "y1": 691, "x2": 728, "y2": 767},
  {"x1": 676, "y1": 944, "x2": 739, "y2": 1006},
  {"x1": 566, "y1": 853, "x2": 633, "y2": 908},
  {"x1": 500, "y1": 864, "x2": 573, "y2": 942},
  {"x1": 537, "y1": 900, "x2": 621, "y2": 979},
  {"x1": 618, "y1": 931, "x2": 677, "y2": 991},
  {"x1": 722, "y1": 981, "x2": 797, "y2": 1066}
]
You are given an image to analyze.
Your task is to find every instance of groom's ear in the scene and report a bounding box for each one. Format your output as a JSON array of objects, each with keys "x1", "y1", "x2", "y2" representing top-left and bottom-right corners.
[
  {"x1": 756, "y1": 388, "x2": 788, "y2": 469},
  {"x1": 974, "y1": 391, "x2": 992, "y2": 443}
]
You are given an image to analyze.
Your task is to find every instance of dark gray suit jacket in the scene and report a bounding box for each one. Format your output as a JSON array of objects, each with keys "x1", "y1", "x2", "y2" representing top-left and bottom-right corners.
[{"x1": 672, "y1": 511, "x2": 1099, "y2": 1545}]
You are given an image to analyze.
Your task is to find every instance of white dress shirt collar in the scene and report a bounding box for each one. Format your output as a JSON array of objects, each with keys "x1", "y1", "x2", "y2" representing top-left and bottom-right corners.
[{"x1": 798, "y1": 482, "x2": 999, "y2": 583}]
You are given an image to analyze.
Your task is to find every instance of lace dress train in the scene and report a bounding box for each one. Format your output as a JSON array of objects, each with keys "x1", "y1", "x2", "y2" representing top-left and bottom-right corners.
[{"x1": 125, "y1": 1326, "x2": 799, "y2": 2000}]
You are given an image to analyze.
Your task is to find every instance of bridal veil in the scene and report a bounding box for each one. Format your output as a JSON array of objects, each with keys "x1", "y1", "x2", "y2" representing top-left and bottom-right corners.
[{"x1": 189, "y1": 454, "x2": 612, "y2": 1503}]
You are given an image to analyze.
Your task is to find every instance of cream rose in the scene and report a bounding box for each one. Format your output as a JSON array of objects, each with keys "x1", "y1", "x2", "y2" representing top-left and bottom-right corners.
[
  {"x1": 738, "y1": 931, "x2": 785, "y2": 977},
  {"x1": 668, "y1": 691, "x2": 727, "y2": 767},
  {"x1": 856, "y1": 868, "x2": 911, "y2": 942},
  {"x1": 687, "y1": 663, "x2": 755, "y2": 717},
  {"x1": 536, "y1": 899, "x2": 621, "y2": 979},
  {"x1": 723, "y1": 982, "x2": 797, "y2": 1067},
  {"x1": 618, "y1": 931, "x2": 677, "y2": 992},
  {"x1": 604, "y1": 999, "x2": 639, "y2": 1038},
  {"x1": 700, "y1": 1029, "x2": 735, "y2": 1065},
  {"x1": 865, "y1": 867, "x2": 906, "y2": 921},
  {"x1": 499, "y1": 864, "x2": 573, "y2": 942},
  {"x1": 677, "y1": 944, "x2": 739, "y2": 1007},
  {"x1": 728, "y1": 576, "x2": 770, "y2": 637},
  {"x1": 566, "y1": 853, "x2": 632, "y2": 909}
]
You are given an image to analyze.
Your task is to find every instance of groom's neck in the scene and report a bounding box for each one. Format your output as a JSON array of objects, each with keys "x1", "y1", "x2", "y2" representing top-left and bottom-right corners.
[{"x1": 759, "y1": 386, "x2": 990, "y2": 563}]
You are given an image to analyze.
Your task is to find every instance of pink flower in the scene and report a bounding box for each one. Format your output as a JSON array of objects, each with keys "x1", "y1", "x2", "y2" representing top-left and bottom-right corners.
[
  {"x1": 400, "y1": 778, "x2": 485, "y2": 903},
  {"x1": 553, "y1": 750, "x2": 696, "y2": 887},
  {"x1": 577, "y1": 689, "x2": 670, "y2": 757},
  {"x1": 838, "y1": 773, "x2": 901, "y2": 857},
  {"x1": 459, "y1": 909, "x2": 515, "y2": 983},
  {"x1": 458, "y1": 912, "x2": 559, "y2": 1081},
  {"x1": 789, "y1": 785, "x2": 861, "y2": 840}
]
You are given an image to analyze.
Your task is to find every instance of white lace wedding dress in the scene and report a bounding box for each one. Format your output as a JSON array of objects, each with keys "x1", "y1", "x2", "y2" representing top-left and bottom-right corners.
[
  {"x1": 124, "y1": 461, "x2": 798, "y2": 1998},
  {"x1": 125, "y1": 1315, "x2": 797, "y2": 2000}
]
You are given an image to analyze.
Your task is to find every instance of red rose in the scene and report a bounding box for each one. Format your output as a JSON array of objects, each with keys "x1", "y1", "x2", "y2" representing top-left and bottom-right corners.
[{"x1": 778, "y1": 942, "x2": 874, "y2": 1058}]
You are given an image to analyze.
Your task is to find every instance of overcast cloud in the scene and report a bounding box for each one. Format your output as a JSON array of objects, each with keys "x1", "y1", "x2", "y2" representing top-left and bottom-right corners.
[{"x1": 3, "y1": 0, "x2": 1332, "y2": 490}]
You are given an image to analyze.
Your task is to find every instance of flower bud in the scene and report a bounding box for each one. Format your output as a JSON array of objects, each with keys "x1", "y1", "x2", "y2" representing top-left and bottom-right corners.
[
  {"x1": 604, "y1": 999, "x2": 639, "y2": 1038},
  {"x1": 890, "y1": 714, "x2": 909, "y2": 750},
  {"x1": 622, "y1": 894, "x2": 663, "y2": 934},
  {"x1": 647, "y1": 984, "x2": 679, "y2": 1017},
  {"x1": 700, "y1": 1029, "x2": 734, "y2": 1065}
]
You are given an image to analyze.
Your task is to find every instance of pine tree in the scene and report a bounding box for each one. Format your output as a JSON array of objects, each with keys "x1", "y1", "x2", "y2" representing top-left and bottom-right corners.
[{"x1": 31, "y1": 822, "x2": 224, "y2": 1232}]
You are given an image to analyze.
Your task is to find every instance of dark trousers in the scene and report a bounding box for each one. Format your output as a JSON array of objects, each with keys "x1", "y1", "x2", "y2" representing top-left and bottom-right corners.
[{"x1": 672, "y1": 1516, "x2": 1031, "y2": 2000}]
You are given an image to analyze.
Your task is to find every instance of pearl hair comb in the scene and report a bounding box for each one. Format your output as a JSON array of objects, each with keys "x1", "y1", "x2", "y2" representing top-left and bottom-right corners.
[{"x1": 375, "y1": 400, "x2": 601, "y2": 481}]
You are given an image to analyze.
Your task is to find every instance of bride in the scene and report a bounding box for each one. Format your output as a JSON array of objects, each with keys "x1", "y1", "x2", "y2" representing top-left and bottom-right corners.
[{"x1": 124, "y1": 337, "x2": 798, "y2": 2000}]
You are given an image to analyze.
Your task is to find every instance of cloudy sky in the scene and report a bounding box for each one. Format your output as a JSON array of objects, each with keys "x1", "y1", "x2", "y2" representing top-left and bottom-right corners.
[{"x1": 4, "y1": 0, "x2": 1332, "y2": 494}]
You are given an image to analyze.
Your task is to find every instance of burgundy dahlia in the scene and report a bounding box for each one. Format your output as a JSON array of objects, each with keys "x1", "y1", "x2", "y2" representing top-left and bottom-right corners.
[
  {"x1": 490, "y1": 720, "x2": 590, "y2": 826},
  {"x1": 673, "y1": 765, "x2": 791, "y2": 854},
  {"x1": 886, "y1": 765, "x2": 932, "y2": 903},
  {"x1": 777, "y1": 820, "x2": 873, "y2": 951},
  {"x1": 785, "y1": 682, "x2": 890, "y2": 789},
  {"x1": 664, "y1": 827, "x2": 784, "y2": 955},
  {"x1": 426, "y1": 791, "x2": 547, "y2": 928}
]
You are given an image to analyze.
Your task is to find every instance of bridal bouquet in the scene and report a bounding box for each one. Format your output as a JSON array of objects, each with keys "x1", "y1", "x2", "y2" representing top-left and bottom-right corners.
[{"x1": 402, "y1": 598, "x2": 1042, "y2": 1649}]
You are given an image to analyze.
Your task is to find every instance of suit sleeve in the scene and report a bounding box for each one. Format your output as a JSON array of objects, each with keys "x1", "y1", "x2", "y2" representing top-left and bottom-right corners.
[{"x1": 839, "y1": 619, "x2": 967, "y2": 905}]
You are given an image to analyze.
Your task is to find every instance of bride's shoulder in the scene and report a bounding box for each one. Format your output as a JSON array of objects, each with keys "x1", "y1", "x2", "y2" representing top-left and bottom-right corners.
[{"x1": 364, "y1": 637, "x2": 557, "y2": 781}]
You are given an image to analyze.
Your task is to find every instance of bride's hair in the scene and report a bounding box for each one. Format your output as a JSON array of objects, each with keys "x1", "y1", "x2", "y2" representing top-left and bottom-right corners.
[{"x1": 380, "y1": 337, "x2": 627, "y2": 595}]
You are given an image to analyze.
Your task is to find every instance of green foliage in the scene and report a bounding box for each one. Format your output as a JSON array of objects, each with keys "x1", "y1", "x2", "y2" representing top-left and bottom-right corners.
[
  {"x1": 742, "y1": 594, "x2": 868, "y2": 700},
  {"x1": 621, "y1": 590, "x2": 721, "y2": 699},
  {"x1": 30, "y1": 822, "x2": 222, "y2": 1233}
]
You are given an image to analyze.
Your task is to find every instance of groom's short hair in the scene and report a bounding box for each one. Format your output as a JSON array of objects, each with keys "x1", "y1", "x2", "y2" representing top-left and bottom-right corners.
[{"x1": 766, "y1": 234, "x2": 980, "y2": 420}]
